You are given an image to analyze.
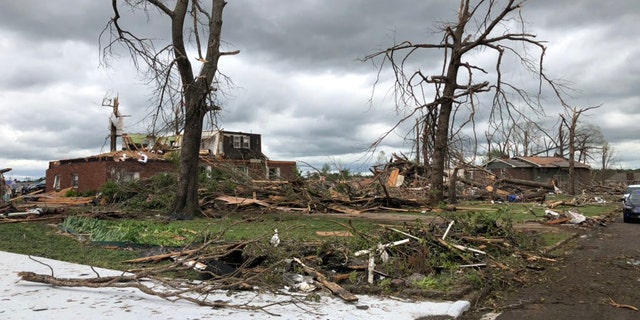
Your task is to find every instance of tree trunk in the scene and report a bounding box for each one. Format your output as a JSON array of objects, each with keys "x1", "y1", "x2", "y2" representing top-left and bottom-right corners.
[
  {"x1": 429, "y1": 12, "x2": 465, "y2": 204},
  {"x1": 448, "y1": 167, "x2": 459, "y2": 204},
  {"x1": 568, "y1": 110, "x2": 577, "y2": 195},
  {"x1": 169, "y1": 0, "x2": 227, "y2": 219},
  {"x1": 171, "y1": 101, "x2": 205, "y2": 220}
]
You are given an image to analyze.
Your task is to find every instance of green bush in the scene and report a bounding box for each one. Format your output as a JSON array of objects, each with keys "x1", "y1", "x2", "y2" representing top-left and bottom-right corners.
[{"x1": 98, "y1": 173, "x2": 177, "y2": 210}]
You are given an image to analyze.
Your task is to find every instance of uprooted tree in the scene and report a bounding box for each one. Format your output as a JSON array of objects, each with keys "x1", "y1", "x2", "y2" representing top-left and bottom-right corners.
[
  {"x1": 365, "y1": 0, "x2": 569, "y2": 204},
  {"x1": 101, "y1": 0, "x2": 238, "y2": 219}
]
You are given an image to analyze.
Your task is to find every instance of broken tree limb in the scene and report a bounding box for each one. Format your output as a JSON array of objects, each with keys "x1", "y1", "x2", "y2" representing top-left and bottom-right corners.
[
  {"x1": 387, "y1": 227, "x2": 422, "y2": 241},
  {"x1": 501, "y1": 178, "x2": 554, "y2": 190},
  {"x1": 17, "y1": 271, "x2": 281, "y2": 315},
  {"x1": 449, "y1": 243, "x2": 487, "y2": 255},
  {"x1": 367, "y1": 253, "x2": 375, "y2": 284},
  {"x1": 292, "y1": 257, "x2": 358, "y2": 302},
  {"x1": 122, "y1": 242, "x2": 245, "y2": 264},
  {"x1": 326, "y1": 204, "x2": 362, "y2": 215},
  {"x1": 123, "y1": 249, "x2": 199, "y2": 263},
  {"x1": 353, "y1": 239, "x2": 411, "y2": 257},
  {"x1": 542, "y1": 232, "x2": 580, "y2": 255},
  {"x1": 442, "y1": 220, "x2": 455, "y2": 240},
  {"x1": 435, "y1": 238, "x2": 474, "y2": 264},
  {"x1": 607, "y1": 298, "x2": 639, "y2": 311}
]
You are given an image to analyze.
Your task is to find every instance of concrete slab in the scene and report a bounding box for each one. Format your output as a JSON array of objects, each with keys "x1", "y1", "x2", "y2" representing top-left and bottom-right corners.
[{"x1": 0, "y1": 251, "x2": 469, "y2": 319}]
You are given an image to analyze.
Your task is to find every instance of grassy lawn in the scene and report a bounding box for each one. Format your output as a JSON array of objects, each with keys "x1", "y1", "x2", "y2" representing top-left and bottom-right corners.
[
  {"x1": 0, "y1": 221, "x2": 140, "y2": 270},
  {"x1": 0, "y1": 198, "x2": 620, "y2": 271}
]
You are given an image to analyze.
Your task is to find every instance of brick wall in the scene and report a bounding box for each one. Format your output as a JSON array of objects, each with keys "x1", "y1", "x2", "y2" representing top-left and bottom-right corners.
[{"x1": 47, "y1": 160, "x2": 176, "y2": 193}]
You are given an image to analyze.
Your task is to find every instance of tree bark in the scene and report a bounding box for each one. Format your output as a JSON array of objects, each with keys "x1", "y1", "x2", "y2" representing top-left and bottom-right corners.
[
  {"x1": 169, "y1": 0, "x2": 227, "y2": 219},
  {"x1": 429, "y1": 3, "x2": 467, "y2": 204}
]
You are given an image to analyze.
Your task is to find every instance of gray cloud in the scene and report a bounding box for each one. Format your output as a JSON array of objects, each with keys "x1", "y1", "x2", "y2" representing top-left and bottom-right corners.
[{"x1": 1, "y1": 0, "x2": 639, "y2": 178}]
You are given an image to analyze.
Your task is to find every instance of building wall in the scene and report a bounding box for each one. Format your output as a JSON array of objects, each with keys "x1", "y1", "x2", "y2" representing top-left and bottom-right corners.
[
  {"x1": 267, "y1": 161, "x2": 297, "y2": 180},
  {"x1": 487, "y1": 167, "x2": 591, "y2": 187},
  {"x1": 204, "y1": 159, "x2": 297, "y2": 181},
  {"x1": 502, "y1": 168, "x2": 533, "y2": 180},
  {"x1": 222, "y1": 132, "x2": 264, "y2": 160},
  {"x1": 105, "y1": 161, "x2": 176, "y2": 184},
  {"x1": 46, "y1": 160, "x2": 175, "y2": 193}
]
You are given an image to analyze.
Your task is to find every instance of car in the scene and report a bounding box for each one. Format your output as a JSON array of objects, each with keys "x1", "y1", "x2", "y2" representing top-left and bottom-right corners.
[
  {"x1": 623, "y1": 191, "x2": 640, "y2": 223},
  {"x1": 22, "y1": 180, "x2": 46, "y2": 194},
  {"x1": 623, "y1": 184, "x2": 640, "y2": 201}
]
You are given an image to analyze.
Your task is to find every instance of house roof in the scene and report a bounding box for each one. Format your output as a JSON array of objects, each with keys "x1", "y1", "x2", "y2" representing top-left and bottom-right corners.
[
  {"x1": 515, "y1": 156, "x2": 590, "y2": 169},
  {"x1": 49, "y1": 150, "x2": 168, "y2": 166},
  {"x1": 486, "y1": 156, "x2": 590, "y2": 169}
]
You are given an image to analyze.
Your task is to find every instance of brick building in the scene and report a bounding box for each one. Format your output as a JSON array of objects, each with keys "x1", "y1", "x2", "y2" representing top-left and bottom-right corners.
[
  {"x1": 46, "y1": 130, "x2": 297, "y2": 193},
  {"x1": 46, "y1": 151, "x2": 175, "y2": 193},
  {"x1": 484, "y1": 156, "x2": 591, "y2": 187}
]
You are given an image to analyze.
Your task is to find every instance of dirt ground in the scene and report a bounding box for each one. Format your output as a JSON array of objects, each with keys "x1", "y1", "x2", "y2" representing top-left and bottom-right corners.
[{"x1": 460, "y1": 214, "x2": 640, "y2": 320}]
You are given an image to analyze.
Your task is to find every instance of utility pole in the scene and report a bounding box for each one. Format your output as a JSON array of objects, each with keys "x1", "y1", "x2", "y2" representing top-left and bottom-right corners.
[{"x1": 102, "y1": 95, "x2": 123, "y2": 152}]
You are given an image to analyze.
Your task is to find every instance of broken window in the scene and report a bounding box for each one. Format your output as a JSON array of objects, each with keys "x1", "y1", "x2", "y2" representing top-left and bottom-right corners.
[
  {"x1": 71, "y1": 173, "x2": 79, "y2": 189},
  {"x1": 268, "y1": 167, "x2": 281, "y2": 180},
  {"x1": 53, "y1": 175, "x2": 61, "y2": 191},
  {"x1": 269, "y1": 168, "x2": 280, "y2": 180},
  {"x1": 122, "y1": 172, "x2": 140, "y2": 182},
  {"x1": 233, "y1": 136, "x2": 242, "y2": 148},
  {"x1": 236, "y1": 166, "x2": 248, "y2": 175}
]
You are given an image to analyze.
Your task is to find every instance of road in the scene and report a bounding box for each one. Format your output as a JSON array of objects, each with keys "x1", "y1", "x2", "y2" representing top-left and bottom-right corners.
[{"x1": 464, "y1": 215, "x2": 640, "y2": 319}]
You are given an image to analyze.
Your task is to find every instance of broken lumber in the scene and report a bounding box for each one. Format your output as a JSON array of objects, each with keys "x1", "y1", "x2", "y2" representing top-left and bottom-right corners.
[
  {"x1": 501, "y1": 178, "x2": 553, "y2": 190},
  {"x1": 123, "y1": 249, "x2": 200, "y2": 263},
  {"x1": 315, "y1": 231, "x2": 353, "y2": 237},
  {"x1": 216, "y1": 195, "x2": 272, "y2": 207},
  {"x1": 292, "y1": 257, "x2": 358, "y2": 302},
  {"x1": 326, "y1": 204, "x2": 361, "y2": 215}
]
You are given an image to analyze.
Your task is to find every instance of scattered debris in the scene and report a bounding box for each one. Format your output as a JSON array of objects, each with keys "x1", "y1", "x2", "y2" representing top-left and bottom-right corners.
[{"x1": 270, "y1": 229, "x2": 280, "y2": 247}]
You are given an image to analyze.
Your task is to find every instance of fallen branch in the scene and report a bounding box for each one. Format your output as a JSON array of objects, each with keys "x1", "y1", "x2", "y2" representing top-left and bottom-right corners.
[
  {"x1": 542, "y1": 233, "x2": 580, "y2": 255},
  {"x1": 292, "y1": 257, "x2": 358, "y2": 302},
  {"x1": 607, "y1": 297, "x2": 638, "y2": 311}
]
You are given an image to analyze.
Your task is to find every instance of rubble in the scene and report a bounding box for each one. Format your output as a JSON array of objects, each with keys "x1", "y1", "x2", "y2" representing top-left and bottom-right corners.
[{"x1": 2, "y1": 152, "x2": 623, "y2": 314}]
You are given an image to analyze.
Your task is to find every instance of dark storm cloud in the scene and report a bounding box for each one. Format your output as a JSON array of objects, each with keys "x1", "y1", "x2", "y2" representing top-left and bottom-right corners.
[
  {"x1": 0, "y1": 1, "x2": 110, "y2": 42},
  {"x1": 223, "y1": 0, "x2": 453, "y2": 72},
  {"x1": 1, "y1": 0, "x2": 640, "y2": 178}
]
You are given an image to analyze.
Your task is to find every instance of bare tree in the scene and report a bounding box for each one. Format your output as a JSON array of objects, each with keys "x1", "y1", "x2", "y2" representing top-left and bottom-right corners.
[
  {"x1": 560, "y1": 105, "x2": 601, "y2": 195},
  {"x1": 574, "y1": 123, "x2": 605, "y2": 163},
  {"x1": 600, "y1": 141, "x2": 617, "y2": 171},
  {"x1": 365, "y1": 0, "x2": 559, "y2": 203},
  {"x1": 101, "y1": 0, "x2": 238, "y2": 219}
]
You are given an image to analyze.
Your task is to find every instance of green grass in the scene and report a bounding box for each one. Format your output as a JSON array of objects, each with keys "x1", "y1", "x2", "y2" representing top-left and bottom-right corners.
[
  {"x1": 456, "y1": 199, "x2": 619, "y2": 223},
  {"x1": 0, "y1": 212, "x2": 383, "y2": 271},
  {"x1": 0, "y1": 222, "x2": 139, "y2": 270},
  {"x1": 540, "y1": 232, "x2": 573, "y2": 247},
  {"x1": 0, "y1": 199, "x2": 618, "y2": 272},
  {"x1": 57, "y1": 212, "x2": 380, "y2": 245}
]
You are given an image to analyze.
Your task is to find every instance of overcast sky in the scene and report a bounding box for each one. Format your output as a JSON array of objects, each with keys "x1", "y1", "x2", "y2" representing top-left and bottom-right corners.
[{"x1": 1, "y1": 0, "x2": 639, "y2": 180}]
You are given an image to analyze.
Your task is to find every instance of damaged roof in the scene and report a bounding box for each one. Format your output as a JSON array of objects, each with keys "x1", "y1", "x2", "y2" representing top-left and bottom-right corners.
[
  {"x1": 49, "y1": 150, "x2": 168, "y2": 166},
  {"x1": 486, "y1": 156, "x2": 590, "y2": 169}
]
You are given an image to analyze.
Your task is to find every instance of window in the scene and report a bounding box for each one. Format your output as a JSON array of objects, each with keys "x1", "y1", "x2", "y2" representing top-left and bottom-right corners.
[
  {"x1": 233, "y1": 135, "x2": 250, "y2": 149},
  {"x1": 122, "y1": 172, "x2": 140, "y2": 182},
  {"x1": 268, "y1": 167, "x2": 281, "y2": 180},
  {"x1": 71, "y1": 173, "x2": 79, "y2": 189},
  {"x1": 53, "y1": 175, "x2": 61, "y2": 191},
  {"x1": 242, "y1": 136, "x2": 250, "y2": 149},
  {"x1": 236, "y1": 166, "x2": 248, "y2": 175}
]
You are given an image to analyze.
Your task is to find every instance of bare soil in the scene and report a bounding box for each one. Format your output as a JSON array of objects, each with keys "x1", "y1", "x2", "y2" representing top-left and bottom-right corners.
[{"x1": 460, "y1": 214, "x2": 640, "y2": 319}]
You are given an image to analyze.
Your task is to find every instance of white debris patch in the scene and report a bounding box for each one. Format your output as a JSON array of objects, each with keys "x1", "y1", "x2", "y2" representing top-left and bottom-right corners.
[{"x1": 0, "y1": 251, "x2": 470, "y2": 319}]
